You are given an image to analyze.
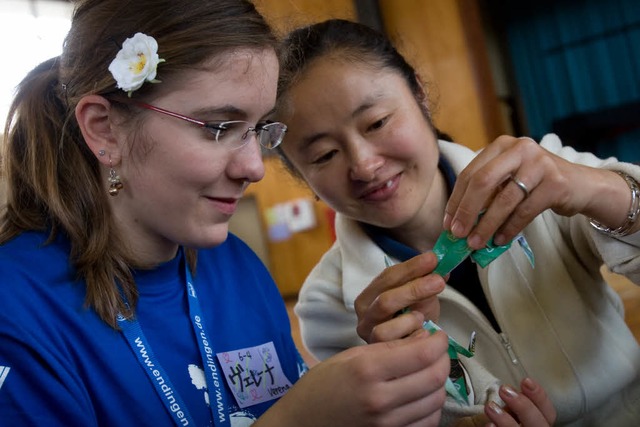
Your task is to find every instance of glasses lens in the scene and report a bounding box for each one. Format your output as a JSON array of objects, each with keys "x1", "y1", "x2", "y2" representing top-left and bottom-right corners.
[
  {"x1": 211, "y1": 121, "x2": 286, "y2": 149},
  {"x1": 259, "y1": 122, "x2": 287, "y2": 149}
]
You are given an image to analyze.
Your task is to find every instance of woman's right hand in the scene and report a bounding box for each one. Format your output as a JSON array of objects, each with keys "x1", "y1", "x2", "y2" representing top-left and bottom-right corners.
[
  {"x1": 256, "y1": 330, "x2": 450, "y2": 427},
  {"x1": 354, "y1": 252, "x2": 445, "y2": 344},
  {"x1": 443, "y1": 135, "x2": 639, "y2": 249}
]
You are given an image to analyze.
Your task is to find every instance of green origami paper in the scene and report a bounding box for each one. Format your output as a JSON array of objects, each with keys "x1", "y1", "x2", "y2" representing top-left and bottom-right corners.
[
  {"x1": 386, "y1": 229, "x2": 534, "y2": 405},
  {"x1": 432, "y1": 230, "x2": 534, "y2": 276}
]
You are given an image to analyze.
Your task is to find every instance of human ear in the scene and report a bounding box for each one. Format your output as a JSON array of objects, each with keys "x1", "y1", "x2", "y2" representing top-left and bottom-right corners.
[{"x1": 75, "y1": 95, "x2": 122, "y2": 166}]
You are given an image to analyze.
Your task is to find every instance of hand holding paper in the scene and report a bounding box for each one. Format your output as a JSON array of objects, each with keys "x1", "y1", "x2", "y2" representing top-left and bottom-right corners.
[{"x1": 390, "y1": 229, "x2": 534, "y2": 405}]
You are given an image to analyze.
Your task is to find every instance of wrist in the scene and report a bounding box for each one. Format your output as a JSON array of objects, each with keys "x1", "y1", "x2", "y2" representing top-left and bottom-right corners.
[{"x1": 589, "y1": 171, "x2": 640, "y2": 237}]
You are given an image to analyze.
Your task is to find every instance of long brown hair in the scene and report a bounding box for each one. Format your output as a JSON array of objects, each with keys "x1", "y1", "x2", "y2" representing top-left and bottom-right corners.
[{"x1": 0, "y1": 0, "x2": 277, "y2": 327}]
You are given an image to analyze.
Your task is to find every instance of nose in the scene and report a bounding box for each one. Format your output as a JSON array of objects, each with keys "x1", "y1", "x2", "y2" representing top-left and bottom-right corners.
[
  {"x1": 348, "y1": 142, "x2": 384, "y2": 182},
  {"x1": 228, "y1": 134, "x2": 265, "y2": 183}
]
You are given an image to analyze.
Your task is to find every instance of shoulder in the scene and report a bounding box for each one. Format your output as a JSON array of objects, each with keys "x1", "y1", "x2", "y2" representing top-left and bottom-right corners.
[
  {"x1": 0, "y1": 230, "x2": 71, "y2": 282},
  {"x1": 1, "y1": 229, "x2": 52, "y2": 254},
  {"x1": 0, "y1": 231, "x2": 86, "y2": 341},
  {"x1": 307, "y1": 214, "x2": 388, "y2": 308},
  {"x1": 437, "y1": 140, "x2": 477, "y2": 174},
  {"x1": 538, "y1": 133, "x2": 614, "y2": 166}
]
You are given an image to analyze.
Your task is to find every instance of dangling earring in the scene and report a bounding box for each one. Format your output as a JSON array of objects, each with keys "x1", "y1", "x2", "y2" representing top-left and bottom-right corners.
[{"x1": 108, "y1": 158, "x2": 123, "y2": 196}]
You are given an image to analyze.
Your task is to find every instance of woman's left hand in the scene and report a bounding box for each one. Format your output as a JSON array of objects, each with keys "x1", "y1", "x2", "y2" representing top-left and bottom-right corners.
[
  {"x1": 485, "y1": 378, "x2": 557, "y2": 427},
  {"x1": 453, "y1": 377, "x2": 557, "y2": 427},
  {"x1": 443, "y1": 135, "x2": 634, "y2": 249}
]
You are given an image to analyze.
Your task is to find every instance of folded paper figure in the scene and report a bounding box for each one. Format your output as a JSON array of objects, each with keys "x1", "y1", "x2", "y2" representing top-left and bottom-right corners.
[{"x1": 388, "y1": 229, "x2": 534, "y2": 405}]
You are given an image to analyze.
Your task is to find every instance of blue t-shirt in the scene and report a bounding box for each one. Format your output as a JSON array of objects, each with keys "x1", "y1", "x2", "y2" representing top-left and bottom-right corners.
[{"x1": 0, "y1": 230, "x2": 306, "y2": 426}]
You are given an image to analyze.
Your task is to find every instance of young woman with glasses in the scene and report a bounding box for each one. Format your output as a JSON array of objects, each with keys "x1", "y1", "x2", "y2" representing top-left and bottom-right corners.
[{"x1": 0, "y1": 2, "x2": 452, "y2": 426}]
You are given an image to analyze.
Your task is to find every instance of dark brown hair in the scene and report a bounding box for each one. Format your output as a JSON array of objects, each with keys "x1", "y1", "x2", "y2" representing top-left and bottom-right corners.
[{"x1": 1, "y1": 0, "x2": 277, "y2": 327}]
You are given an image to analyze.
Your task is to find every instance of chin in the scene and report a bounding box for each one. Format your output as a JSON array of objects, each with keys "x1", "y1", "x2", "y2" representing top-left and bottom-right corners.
[{"x1": 187, "y1": 224, "x2": 230, "y2": 249}]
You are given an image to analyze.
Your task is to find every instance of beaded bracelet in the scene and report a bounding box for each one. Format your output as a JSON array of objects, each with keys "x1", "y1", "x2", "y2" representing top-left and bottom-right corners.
[{"x1": 589, "y1": 171, "x2": 640, "y2": 237}]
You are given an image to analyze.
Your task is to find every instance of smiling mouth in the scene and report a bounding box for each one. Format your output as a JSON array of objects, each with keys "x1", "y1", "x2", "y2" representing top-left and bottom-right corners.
[
  {"x1": 360, "y1": 176, "x2": 397, "y2": 200},
  {"x1": 213, "y1": 197, "x2": 238, "y2": 203},
  {"x1": 205, "y1": 196, "x2": 239, "y2": 215},
  {"x1": 375, "y1": 180, "x2": 393, "y2": 191}
]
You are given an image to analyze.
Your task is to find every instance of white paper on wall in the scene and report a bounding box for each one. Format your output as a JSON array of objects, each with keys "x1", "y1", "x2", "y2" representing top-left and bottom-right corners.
[{"x1": 285, "y1": 198, "x2": 316, "y2": 233}]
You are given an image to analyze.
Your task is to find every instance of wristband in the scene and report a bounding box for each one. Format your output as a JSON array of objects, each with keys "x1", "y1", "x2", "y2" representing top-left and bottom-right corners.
[{"x1": 589, "y1": 171, "x2": 640, "y2": 237}]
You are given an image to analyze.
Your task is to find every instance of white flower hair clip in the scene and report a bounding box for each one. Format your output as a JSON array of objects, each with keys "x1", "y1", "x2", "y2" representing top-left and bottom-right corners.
[{"x1": 108, "y1": 32, "x2": 165, "y2": 97}]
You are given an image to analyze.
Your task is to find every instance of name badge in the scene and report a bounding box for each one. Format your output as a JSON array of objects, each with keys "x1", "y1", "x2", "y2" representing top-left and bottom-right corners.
[{"x1": 217, "y1": 342, "x2": 293, "y2": 408}]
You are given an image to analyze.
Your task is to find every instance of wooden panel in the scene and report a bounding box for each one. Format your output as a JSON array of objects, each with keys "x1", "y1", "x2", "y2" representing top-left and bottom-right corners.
[
  {"x1": 245, "y1": 2, "x2": 355, "y2": 296},
  {"x1": 378, "y1": 0, "x2": 507, "y2": 150},
  {"x1": 245, "y1": 158, "x2": 335, "y2": 297},
  {"x1": 253, "y1": 0, "x2": 357, "y2": 35}
]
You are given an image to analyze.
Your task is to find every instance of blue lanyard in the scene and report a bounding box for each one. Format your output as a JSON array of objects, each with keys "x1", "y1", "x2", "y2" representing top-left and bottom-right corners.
[
  {"x1": 118, "y1": 254, "x2": 231, "y2": 427},
  {"x1": 185, "y1": 263, "x2": 230, "y2": 426}
]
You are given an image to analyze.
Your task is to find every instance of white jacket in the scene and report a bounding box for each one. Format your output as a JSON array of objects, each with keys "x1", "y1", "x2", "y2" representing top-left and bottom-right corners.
[{"x1": 295, "y1": 135, "x2": 640, "y2": 426}]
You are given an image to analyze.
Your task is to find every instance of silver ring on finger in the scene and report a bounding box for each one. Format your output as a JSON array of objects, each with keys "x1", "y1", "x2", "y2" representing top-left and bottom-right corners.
[{"x1": 511, "y1": 176, "x2": 530, "y2": 198}]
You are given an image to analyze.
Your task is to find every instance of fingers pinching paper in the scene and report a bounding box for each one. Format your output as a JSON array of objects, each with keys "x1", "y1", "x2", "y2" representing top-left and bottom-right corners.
[{"x1": 385, "y1": 227, "x2": 535, "y2": 405}]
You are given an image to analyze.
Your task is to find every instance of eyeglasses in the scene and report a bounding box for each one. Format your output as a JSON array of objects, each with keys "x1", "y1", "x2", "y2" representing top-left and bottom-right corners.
[{"x1": 112, "y1": 100, "x2": 287, "y2": 150}]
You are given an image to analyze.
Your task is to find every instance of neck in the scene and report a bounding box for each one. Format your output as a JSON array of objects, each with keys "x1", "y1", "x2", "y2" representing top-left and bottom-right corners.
[
  {"x1": 114, "y1": 226, "x2": 180, "y2": 268},
  {"x1": 134, "y1": 246, "x2": 181, "y2": 268}
]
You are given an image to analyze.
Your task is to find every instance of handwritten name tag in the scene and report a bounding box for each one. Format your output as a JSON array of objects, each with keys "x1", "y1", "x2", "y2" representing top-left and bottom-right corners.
[{"x1": 217, "y1": 342, "x2": 293, "y2": 408}]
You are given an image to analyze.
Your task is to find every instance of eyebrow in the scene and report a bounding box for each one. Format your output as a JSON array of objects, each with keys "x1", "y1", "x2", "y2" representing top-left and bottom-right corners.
[
  {"x1": 351, "y1": 100, "x2": 376, "y2": 119},
  {"x1": 191, "y1": 104, "x2": 277, "y2": 121},
  {"x1": 190, "y1": 105, "x2": 247, "y2": 120}
]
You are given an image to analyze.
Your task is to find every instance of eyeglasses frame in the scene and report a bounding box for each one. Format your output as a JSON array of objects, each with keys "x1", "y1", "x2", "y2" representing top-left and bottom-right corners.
[{"x1": 108, "y1": 98, "x2": 286, "y2": 149}]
